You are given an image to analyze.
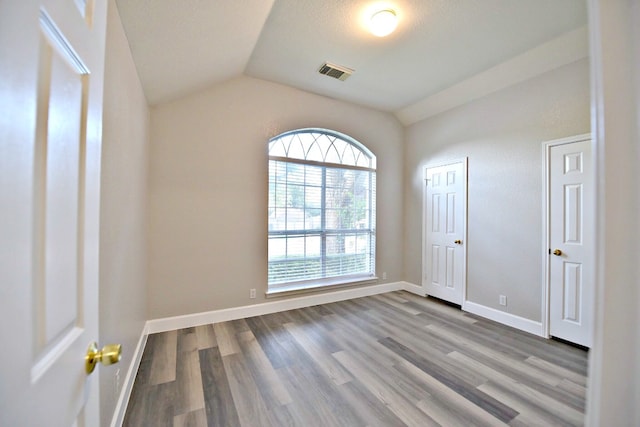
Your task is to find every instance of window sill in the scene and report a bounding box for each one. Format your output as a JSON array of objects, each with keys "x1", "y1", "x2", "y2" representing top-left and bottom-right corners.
[{"x1": 265, "y1": 276, "x2": 379, "y2": 298}]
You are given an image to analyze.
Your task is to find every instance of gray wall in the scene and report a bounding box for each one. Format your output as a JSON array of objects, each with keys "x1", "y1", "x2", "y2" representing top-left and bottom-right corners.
[
  {"x1": 148, "y1": 76, "x2": 404, "y2": 318},
  {"x1": 403, "y1": 59, "x2": 590, "y2": 322},
  {"x1": 100, "y1": 1, "x2": 149, "y2": 424}
]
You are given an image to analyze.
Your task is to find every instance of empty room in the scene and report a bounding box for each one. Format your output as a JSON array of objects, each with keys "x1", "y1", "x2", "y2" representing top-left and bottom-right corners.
[{"x1": 1, "y1": 0, "x2": 638, "y2": 426}]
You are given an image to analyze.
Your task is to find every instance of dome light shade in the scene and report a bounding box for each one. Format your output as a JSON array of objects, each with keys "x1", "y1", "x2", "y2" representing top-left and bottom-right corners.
[{"x1": 369, "y1": 9, "x2": 398, "y2": 37}]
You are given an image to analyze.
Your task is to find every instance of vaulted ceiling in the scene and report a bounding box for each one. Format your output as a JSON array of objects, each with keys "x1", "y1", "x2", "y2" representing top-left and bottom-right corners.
[{"x1": 116, "y1": 0, "x2": 587, "y2": 124}]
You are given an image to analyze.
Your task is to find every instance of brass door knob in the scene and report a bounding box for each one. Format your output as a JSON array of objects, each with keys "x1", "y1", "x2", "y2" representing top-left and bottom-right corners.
[
  {"x1": 454, "y1": 240, "x2": 462, "y2": 244},
  {"x1": 553, "y1": 249, "x2": 562, "y2": 256},
  {"x1": 86, "y1": 342, "x2": 122, "y2": 374}
]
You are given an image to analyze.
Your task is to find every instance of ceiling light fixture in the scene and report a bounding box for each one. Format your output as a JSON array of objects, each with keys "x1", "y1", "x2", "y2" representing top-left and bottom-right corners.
[{"x1": 369, "y1": 9, "x2": 398, "y2": 37}]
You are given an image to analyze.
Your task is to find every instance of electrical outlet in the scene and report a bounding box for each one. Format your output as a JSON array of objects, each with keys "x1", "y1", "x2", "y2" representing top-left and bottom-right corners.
[
  {"x1": 382, "y1": 272, "x2": 387, "y2": 280},
  {"x1": 250, "y1": 288, "x2": 256, "y2": 299},
  {"x1": 499, "y1": 295, "x2": 507, "y2": 306}
]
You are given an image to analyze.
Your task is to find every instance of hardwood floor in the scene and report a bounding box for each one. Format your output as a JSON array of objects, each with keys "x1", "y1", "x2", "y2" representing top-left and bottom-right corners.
[{"x1": 123, "y1": 291, "x2": 588, "y2": 426}]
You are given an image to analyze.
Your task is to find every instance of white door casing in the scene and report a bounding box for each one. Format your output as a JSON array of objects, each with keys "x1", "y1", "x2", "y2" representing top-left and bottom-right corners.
[
  {"x1": 0, "y1": 1, "x2": 107, "y2": 425},
  {"x1": 544, "y1": 135, "x2": 594, "y2": 348},
  {"x1": 423, "y1": 160, "x2": 467, "y2": 305}
]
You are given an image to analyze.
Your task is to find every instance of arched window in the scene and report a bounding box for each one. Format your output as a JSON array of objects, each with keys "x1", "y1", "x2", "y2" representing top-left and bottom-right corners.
[{"x1": 268, "y1": 129, "x2": 376, "y2": 293}]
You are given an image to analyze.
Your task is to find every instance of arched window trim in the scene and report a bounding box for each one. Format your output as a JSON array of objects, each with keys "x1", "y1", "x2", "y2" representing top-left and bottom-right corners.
[
  {"x1": 268, "y1": 128, "x2": 377, "y2": 171},
  {"x1": 267, "y1": 128, "x2": 377, "y2": 294}
]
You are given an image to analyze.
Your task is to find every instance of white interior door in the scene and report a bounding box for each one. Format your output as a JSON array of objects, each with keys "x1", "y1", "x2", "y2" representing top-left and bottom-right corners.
[
  {"x1": 0, "y1": 1, "x2": 107, "y2": 425},
  {"x1": 547, "y1": 137, "x2": 594, "y2": 348},
  {"x1": 423, "y1": 160, "x2": 467, "y2": 305}
]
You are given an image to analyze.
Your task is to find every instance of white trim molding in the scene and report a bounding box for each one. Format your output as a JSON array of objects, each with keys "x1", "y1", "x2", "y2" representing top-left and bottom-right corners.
[
  {"x1": 400, "y1": 281, "x2": 426, "y2": 297},
  {"x1": 146, "y1": 282, "x2": 404, "y2": 334},
  {"x1": 586, "y1": 0, "x2": 640, "y2": 425},
  {"x1": 402, "y1": 281, "x2": 544, "y2": 337},
  {"x1": 110, "y1": 323, "x2": 149, "y2": 427},
  {"x1": 463, "y1": 301, "x2": 545, "y2": 337}
]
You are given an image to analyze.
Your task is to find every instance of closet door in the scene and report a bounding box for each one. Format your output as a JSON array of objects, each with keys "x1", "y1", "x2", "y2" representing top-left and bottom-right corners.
[
  {"x1": 547, "y1": 136, "x2": 594, "y2": 347},
  {"x1": 423, "y1": 160, "x2": 467, "y2": 305}
]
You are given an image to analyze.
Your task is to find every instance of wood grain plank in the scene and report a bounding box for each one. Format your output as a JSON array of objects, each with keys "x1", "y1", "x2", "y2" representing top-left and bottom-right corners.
[
  {"x1": 264, "y1": 329, "x2": 365, "y2": 427},
  {"x1": 384, "y1": 291, "x2": 411, "y2": 303},
  {"x1": 327, "y1": 310, "x2": 408, "y2": 368},
  {"x1": 195, "y1": 324, "x2": 217, "y2": 350},
  {"x1": 175, "y1": 343, "x2": 205, "y2": 415},
  {"x1": 471, "y1": 320, "x2": 588, "y2": 374},
  {"x1": 446, "y1": 350, "x2": 583, "y2": 424},
  {"x1": 404, "y1": 294, "x2": 478, "y2": 324},
  {"x1": 322, "y1": 300, "x2": 388, "y2": 341},
  {"x1": 426, "y1": 323, "x2": 563, "y2": 386},
  {"x1": 123, "y1": 382, "x2": 175, "y2": 427},
  {"x1": 129, "y1": 335, "x2": 154, "y2": 388},
  {"x1": 149, "y1": 330, "x2": 178, "y2": 385},
  {"x1": 372, "y1": 293, "x2": 423, "y2": 315},
  {"x1": 221, "y1": 353, "x2": 273, "y2": 427},
  {"x1": 244, "y1": 316, "x2": 294, "y2": 369},
  {"x1": 325, "y1": 324, "x2": 440, "y2": 413},
  {"x1": 336, "y1": 380, "x2": 408, "y2": 427},
  {"x1": 556, "y1": 378, "x2": 587, "y2": 397},
  {"x1": 363, "y1": 307, "x2": 486, "y2": 387},
  {"x1": 478, "y1": 381, "x2": 582, "y2": 427},
  {"x1": 236, "y1": 330, "x2": 292, "y2": 407},
  {"x1": 199, "y1": 347, "x2": 241, "y2": 427},
  {"x1": 378, "y1": 336, "x2": 518, "y2": 423},
  {"x1": 283, "y1": 321, "x2": 353, "y2": 385},
  {"x1": 275, "y1": 358, "x2": 360, "y2": 427},
  {"x1": 213, "y1": 322, "x2": 240, "y2": 356},
  {"x1": 449, "y1": 349, "x2": 587, "y2": 412},
  {"x1": 333, "y1": 350, "x2": 439, "y2": 427},
  {"x1": 178, "y1": 328, "x2": 198, "y2": 353},
  {"x1": 281, "y1": 308, "x2": 342, "y2": 352},
  {"x1": 139, "y1": 333, "x2": 158, "y2": 366},
  {"x1": 173, "y1": 408, "x2": 207, "y2": 427},
  {"x1": 395, "y1": 359, "x2": 509, "y2": 427},
  {"x1": 525, "y1": 355, "x2": 587, "y2": 387},
  {"x1": 449, "y1": 350, "x2": 586, "y2": 412},
  {"x1": 228, "y1": 318, "x2": 250, "y2": 334}
]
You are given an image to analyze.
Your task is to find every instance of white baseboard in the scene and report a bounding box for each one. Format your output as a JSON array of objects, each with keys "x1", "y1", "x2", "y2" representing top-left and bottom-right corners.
[
  {"x1": 110, "y1": 323, "x2": 149, "y2": 427},
  {"x1": 400, "y1": 281, "x2": 426, "y2": 296},
  {"x1": 463, "y1": 300, "x2": 544, "y2": 337},
  {"x1": 146, "y1": 282, "x2": 405, "y2": 334},
  {"x1": 399, "y1": 281, "x2": 544, "y2": 337}
]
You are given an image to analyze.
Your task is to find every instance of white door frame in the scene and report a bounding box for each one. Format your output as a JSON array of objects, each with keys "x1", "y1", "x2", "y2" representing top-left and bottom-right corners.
[
  {"x1": 541, "y1": 133, "x2": 592, "y2": 339},
  {"x1": 587, "y1": 1, "x2": 640, "y2": 424},
  {"x1": 422, "y1": 157, "x2": 468, "y2": 308}
]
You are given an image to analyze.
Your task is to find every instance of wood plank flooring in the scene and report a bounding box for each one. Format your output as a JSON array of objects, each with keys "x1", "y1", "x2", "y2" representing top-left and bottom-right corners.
[{"x1": 123, "y1": 291, "x2": 588, "y2": 426}]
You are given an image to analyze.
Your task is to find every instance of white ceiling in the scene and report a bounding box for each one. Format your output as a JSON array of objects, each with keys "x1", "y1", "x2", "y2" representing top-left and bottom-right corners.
[
  {"x1": 115, "y1": 0, "x2": 275, "y2": 105},
  {"x1": 116, "y1": 0, "x2": 587, "y2": 120}
]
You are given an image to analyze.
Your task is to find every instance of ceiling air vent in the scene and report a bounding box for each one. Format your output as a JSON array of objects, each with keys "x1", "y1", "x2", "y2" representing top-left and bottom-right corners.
[{"x1": 318, "y1": 62, "x2": 354, "y2": 81}]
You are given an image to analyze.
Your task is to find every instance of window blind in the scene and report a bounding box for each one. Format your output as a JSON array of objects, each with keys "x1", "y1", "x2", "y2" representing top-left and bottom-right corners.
[{"x1": 267, "y1": 130, "x2": 376, "y2": 289}]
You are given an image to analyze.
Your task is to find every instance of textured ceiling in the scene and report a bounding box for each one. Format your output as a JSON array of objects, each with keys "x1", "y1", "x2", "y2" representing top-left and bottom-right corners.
[
  {"x1": 115, "y1": 0, "x2": 275, "y2": 105},
  {"x1": 117, "y1": 0, "x2": 587, "y2": 113}
]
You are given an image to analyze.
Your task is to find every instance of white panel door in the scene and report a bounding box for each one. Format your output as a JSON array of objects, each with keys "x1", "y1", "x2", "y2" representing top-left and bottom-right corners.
[
  {"x1": 423, "y1": 161, "x2": 467, "y2": 305},
  {"x1": 0, "y1": 1, "x2": 107, "y2": 425},
  {"x1": 549, "y1": 139, "x2": 594, "y2": 347}
]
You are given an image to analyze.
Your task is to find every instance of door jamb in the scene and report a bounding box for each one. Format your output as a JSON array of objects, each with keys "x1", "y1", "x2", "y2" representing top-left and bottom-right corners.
[
  {"x1": 422, "y1": 157, "x2": 468, "y2": 308},
  {"x1": 541, "y1": 133, "x2": 592, "y2": 339}
]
